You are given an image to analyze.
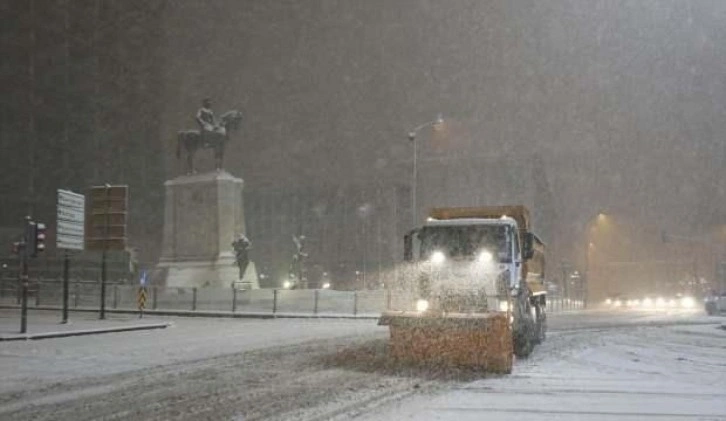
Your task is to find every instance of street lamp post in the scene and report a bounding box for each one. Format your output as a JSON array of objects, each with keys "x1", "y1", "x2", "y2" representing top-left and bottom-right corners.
[
  {"x1": 583, "y1": 212, "x2": 607, "y2": 306},
  {"x1": 407, "y1": 114, "x2": 443, "y2": 228}
]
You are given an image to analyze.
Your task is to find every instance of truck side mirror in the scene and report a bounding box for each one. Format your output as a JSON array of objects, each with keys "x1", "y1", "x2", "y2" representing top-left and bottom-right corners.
[
  {"x1": 523, "y1": 232, "x2": 535, "y2": 260},
  {"x1": 403, "y1": 231, "x2": 414, "y2": 262}
]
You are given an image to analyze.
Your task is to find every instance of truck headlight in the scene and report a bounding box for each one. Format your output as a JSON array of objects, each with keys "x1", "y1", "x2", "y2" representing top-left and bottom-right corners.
[
  {"x1": 478, "y1": 250, "x2": 493, "y2": 263},
  {"x1": 430, "y1": 251, "x2": 446, "y2": 264},
  {"x1": 498, "y1": 300, "x2": 510, "y2": 312},
  {"x1": 416, "y1": 299, "x2": 429, "y2": 312}
]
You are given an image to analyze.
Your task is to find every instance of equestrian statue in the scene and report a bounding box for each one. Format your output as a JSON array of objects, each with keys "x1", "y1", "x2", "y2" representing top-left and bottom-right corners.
[{"x1": 176, "y1": 98, "x2": 243, "y2": 173}]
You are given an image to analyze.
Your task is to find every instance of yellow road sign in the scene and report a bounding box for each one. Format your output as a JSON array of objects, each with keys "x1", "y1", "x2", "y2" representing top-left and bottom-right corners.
[{"x1": 137, "y1": 287, "x2": 148, "y2": 310}]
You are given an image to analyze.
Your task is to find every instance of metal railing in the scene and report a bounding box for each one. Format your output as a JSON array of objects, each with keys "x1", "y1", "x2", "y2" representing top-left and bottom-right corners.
[{"x1": 0, "y1": 278, "x2": 584, "y2": 316}]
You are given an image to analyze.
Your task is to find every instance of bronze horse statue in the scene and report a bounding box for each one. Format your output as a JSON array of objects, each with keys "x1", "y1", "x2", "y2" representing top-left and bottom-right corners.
[{"x1": 176, "y1": 110, "x2": 243, "y2": 173}]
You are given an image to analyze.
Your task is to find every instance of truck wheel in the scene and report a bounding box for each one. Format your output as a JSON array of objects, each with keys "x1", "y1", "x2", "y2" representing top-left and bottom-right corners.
[
  {"x1": 513, "y1": 314, "x2": 535, "y2": 358},
  {"x1": 533, "y1": 303, "x2": 546, "y2": 344},
  {"x1": 514, "y1": 324, "x2": 534, "y2": 357}
]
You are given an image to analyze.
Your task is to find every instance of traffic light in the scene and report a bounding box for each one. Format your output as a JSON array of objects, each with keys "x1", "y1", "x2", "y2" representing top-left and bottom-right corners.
[
  {"x1": 25, "y1": 220, "x2": 46, "y2": 257},
  {"x1": 33, "y1": 222, "x2": 47, "y2": 256}
]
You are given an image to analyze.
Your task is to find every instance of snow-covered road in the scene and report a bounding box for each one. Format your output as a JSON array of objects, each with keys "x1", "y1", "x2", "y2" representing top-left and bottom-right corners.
[
  {"x1": 0, "y1": 309, "x2": 723, "y2": 420},
  {"x1": 360, "y1": 311, "x2": 726, "y2": 421}
]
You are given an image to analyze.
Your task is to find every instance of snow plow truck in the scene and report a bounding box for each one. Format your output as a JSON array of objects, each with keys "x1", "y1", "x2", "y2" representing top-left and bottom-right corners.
[{"x1": 379, "y1": 205, "x2": 546, "y2": 373}]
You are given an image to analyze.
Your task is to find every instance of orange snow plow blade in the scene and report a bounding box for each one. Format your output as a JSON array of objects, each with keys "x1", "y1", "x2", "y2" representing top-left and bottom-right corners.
[{"x1": 379, "y1": 311, "x2": 513, "y2": 373}]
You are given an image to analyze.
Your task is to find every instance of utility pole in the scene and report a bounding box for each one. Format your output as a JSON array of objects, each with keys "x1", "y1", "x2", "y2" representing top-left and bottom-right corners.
[{"x1": 19, "y1": 217, "x2": 30, "y2": 334}]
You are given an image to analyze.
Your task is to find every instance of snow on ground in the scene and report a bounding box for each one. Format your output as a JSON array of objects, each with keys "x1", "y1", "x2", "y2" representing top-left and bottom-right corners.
[
  {"x1": 0, "y1": 308, "x2": 723, "y2": 420},
  {"x1": 357, "y1": 312, "x2": 726, "y2": 421},
  {"x1": 0, "y1": 309, "x2": 386, "y2": 395}
]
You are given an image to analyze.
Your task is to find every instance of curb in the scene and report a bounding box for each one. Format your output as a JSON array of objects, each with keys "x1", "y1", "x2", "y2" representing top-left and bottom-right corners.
[{"x1": 0, "y1": 322, "x2": 171, "y2": 341}]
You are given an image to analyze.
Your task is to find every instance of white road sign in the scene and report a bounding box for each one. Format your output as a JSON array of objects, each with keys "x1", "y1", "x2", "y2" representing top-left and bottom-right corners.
[
  {"x1": 58, "y1": 190, "x2": 85, "y2": 209},
  {"x1": 57, "y1": 207, "x2": 85, "y2": 224},
  {"x1": 57, "y1": 189, "x2": 85, "y2": 251},
  {"x1": 57, "y1": 220, "x2": 85, "y2": 237}
]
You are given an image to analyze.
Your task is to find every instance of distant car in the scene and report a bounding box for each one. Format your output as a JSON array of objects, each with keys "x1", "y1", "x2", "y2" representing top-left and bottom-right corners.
[
  {"x1": 604, "y1": 294, "x2": 627, "y2": 309},
  {"x1": 705, "y1": 292, "x2": 726, "y2": 315}
]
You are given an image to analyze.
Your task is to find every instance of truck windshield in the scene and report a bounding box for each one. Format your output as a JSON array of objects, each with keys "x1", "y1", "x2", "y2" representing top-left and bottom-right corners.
[{"x1": 418, "y1": 225, "x2": 512, "y2": 262}]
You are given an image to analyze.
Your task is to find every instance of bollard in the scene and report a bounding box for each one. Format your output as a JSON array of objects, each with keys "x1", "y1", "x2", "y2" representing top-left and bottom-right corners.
[
  {"x1": 353, "y1": 291, "x2": 358, "y2": 316},
  {"x1": 232, "y1": 287, "x2": 237, "y2": 313},
  {"x1": 272, "y1": 289, "x2": 278, "y2": 315},
  {"x1": 192, "y1": 287, "x2": 197, "y2": 311},
  {"x1": 113, "y1": 285, "x2": 119, "y2": 309},
  {"x1": 313, "y1": 289, "x2": 319, "y2": 315},
  {"x1": 152, "y1": 286, "x2": 158, "y2": 310},
  {"x1": 35, "y1": 282, "x2": 40, "y2": 306}
]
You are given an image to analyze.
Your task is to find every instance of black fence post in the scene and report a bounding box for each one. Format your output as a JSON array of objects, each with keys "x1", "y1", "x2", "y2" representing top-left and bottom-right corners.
[
  {"x1": 232, "y1": 287, "x2": 237, "y2": 313},
  {"x1": 353, "y1": 291, "x2": 358, "y2": 316},
  {"x1": 113, "y1": 285, "x2": 119, "y2": 309},
  {"x1": 35, "y1": 282, "x2": 40, "y2": 306},
  {"x1": 152, "y1": 286, "x2": 158, "y2": 310},
  {"x1": 74, "y1": 282, "x2": 79, "y2": 308},
  {"x1": 192, "y1": 287, "x2": 197, "y2": 311},
  {"x1": 386, "y1": 288, "x2": 392, "y2": 311},
  {"x1": 62, "y1": 254, "x2": 70, "y2": 323},
  {"x1": 272, "y1": 289, "x2": 278, "y2": 315},
  {"x1": 313, "y1": 289, "x2": 319, "y2": 315}
]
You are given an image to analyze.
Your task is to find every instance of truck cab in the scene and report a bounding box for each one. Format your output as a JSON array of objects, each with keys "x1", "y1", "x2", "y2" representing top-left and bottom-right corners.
[{"x1": 404, "y1": 217, "x2": 525, "y2": 314}]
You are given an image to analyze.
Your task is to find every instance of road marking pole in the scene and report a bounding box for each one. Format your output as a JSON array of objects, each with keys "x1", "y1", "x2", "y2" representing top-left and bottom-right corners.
[{"x1": 137, "y1": 286, "x2": 147, "y2": 319}]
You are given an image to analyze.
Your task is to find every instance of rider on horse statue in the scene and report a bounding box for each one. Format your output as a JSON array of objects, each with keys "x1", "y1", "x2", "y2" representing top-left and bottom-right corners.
[
  {"x1": 178, "y1": 98, "x2": 242, "y2": 174},
  {"x1": 196, "y1": 98, "x2": 226, "y2": 147}
]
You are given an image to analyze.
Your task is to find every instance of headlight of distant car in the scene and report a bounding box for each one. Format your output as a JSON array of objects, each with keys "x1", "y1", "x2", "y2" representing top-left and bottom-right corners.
[
  {"x1": 605, "y1": 298, "x2": 612, "y2": 305},
  {"x1": 626, "y1": 299, "x2": 640, "y2": 307},
  {"x1": 416, "y1": 299, "x2": 430, "y2": 312},
  {"x1": 680, "y1": 296, "x2": 695, "y2": 308},
  {"x1": 613, "y1": 299, "x2": 622, "y2": 307},
  {"x1": 642, "y1": 298, "x2": 653, "y2": 308},
  {"x1": 655, "y1": 297, "x2": 666, "y2": 307}
]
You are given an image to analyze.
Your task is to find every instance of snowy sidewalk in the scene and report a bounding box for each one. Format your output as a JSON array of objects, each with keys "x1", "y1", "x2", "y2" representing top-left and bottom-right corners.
[{"x1": 0, "y1": 310, "x2": 170, "y2": 341}]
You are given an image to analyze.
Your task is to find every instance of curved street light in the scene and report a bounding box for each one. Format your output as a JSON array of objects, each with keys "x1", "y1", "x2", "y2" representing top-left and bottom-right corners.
[{"x1": 407, "y1": 113, "x2": 444, "y2": 227}]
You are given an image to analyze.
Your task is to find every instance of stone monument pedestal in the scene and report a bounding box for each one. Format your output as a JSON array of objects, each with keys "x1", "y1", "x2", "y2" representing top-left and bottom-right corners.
[{"x1": 156, "y1": 170, "x2": 259, "y2": 289}]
